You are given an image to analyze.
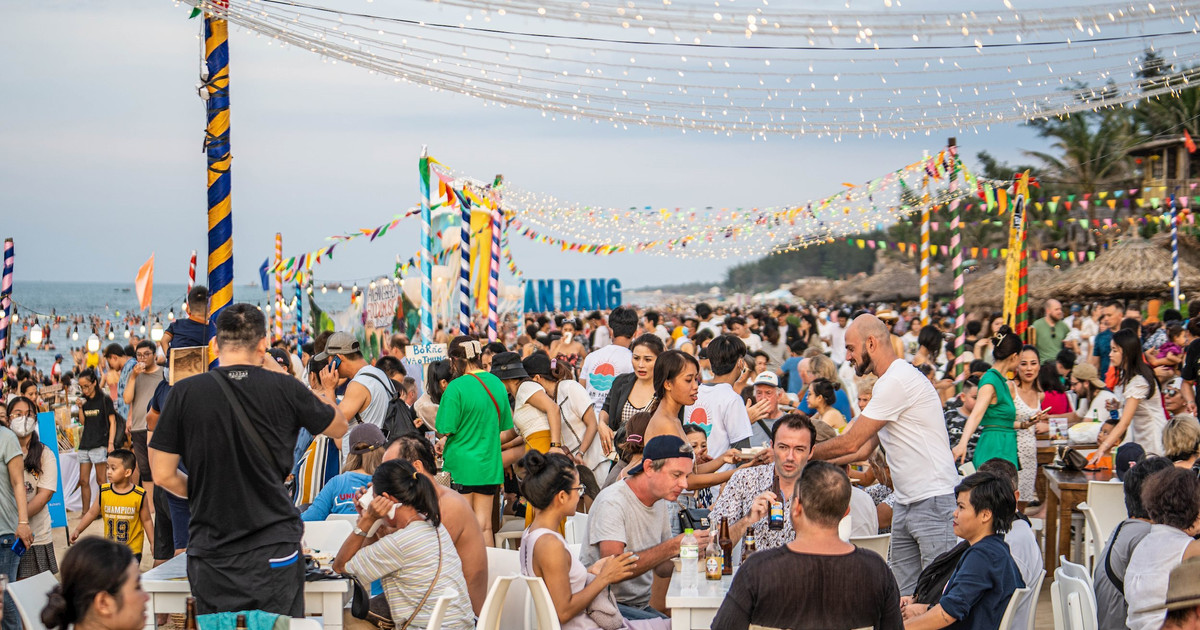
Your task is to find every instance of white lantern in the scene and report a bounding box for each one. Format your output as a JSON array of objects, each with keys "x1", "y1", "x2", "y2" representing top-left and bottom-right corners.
[
  {"x1": 72, "y1": 331, "x2": 80, "y2": 341},
  {"x1": 86, "y1": 334, "x2": 101, "y2": 353},
  {"x1": 168, "y1": 309, "x2": 175, "y2": 321},
  {"x1": 29, "y1": 324, "x2": 42, "y2": 345},
  {"x1": 150, "y1": 321, "x2": 165, "y2": 342}
]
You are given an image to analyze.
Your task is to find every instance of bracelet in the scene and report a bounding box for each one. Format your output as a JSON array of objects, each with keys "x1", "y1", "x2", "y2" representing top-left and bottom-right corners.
[
  {"x1": 18, "y1": 521, "x2": 28, "y2": 524},
  {"x1": 549, "y1": 442, "x2": 563, "y2": 448}
]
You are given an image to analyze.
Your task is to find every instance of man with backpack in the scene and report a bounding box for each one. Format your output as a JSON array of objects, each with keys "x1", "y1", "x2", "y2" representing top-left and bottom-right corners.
[{"x1": 317, "y1": 332, "x2": 417, "y2": 459}]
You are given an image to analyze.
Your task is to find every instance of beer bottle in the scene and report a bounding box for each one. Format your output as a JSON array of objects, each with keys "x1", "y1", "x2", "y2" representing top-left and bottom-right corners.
[
  {"x1": 743, "y1": 531, "x2": 757, "y2": 561},
  {"x1": 705, "y1": 535, "x2": 723, "y2": 581},
  {"x1": 236, "y1": 614, "x2": 248, "y2": 630},
  {"x1": 719, "y1": 517, "x2": 733, "y2": 576},
  {"x1": 184, "y1": 598, "x2": 198, "y2": 630}
]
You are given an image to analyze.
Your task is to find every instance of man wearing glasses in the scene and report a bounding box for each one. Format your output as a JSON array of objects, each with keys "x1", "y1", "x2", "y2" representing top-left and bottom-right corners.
[{"x1": 123, "y1": 340, "x2": 164, "y2": 498}]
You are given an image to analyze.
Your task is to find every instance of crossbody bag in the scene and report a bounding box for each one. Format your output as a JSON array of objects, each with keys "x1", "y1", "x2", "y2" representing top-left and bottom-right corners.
[{"x1": 211, "y1": 370, "x2": 289, "y2": 480}]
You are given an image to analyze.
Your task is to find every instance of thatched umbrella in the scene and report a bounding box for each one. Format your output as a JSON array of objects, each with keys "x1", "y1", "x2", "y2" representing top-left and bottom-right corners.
[
  {"x1": 788, "y1": 277, "x2": 842, "y2": 302},
  {"x1": 1151, "y1": 231, "x2": 1200, "y2": 272},
  {"x1": 962, "y1": 261, "x2": 1060, "y2": 311},
  {"x1": 846, "y1": 260, "x2": 952, "y2": 303},
  {"x1": 1039, "y1": 236, "x2": 1200, "y2": 301}
]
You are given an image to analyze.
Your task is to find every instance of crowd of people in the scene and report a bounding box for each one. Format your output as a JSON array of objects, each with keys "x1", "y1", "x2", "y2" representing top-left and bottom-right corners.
[{"x1": 3, "y1": 291, "x2": 1200, "y2": 630}]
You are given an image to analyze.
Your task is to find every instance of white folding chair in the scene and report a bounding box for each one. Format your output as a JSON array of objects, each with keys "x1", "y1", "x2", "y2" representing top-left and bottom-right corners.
[
  {"x1": 302, "y1": 520, "x2": 353, "y2": 556},
  {"x1": 486, "y1": 547, "x2": 527, "y2": 630},
  {"x1": 477, "y1": 576, "x2": 520, "y2": 630},
  {"x1": 495, "y1": 518, "x2": 525, "y2": 550},
  {"x1": 997, "y1": 586, "x2": 1031, "y2": 630},
  {"x1": 8, "y1": 571, "x2": 58, "y2": 630},
  {"x1": 425, "y1": 587, "x2": 459, "y2": 630},
  {"x1": 1057, "y1": 571, "x2": 1098, "y2": 630},
  {"x1": 1077, "y1": 503, "x2": 1107, "y2": 571},
  {"x1": 849, "y1": 533, "x2": 891, "y2": 559}
]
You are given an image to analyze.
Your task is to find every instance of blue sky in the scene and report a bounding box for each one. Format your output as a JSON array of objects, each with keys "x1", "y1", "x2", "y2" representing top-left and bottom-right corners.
[{"x1": 0, "y1": 0, "x2": 1055, "y2": 289}]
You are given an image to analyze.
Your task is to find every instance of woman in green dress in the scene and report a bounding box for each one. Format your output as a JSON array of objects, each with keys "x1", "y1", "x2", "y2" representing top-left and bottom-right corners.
[{"x1": 952, "y1": 326, "x2": 1032, "y2": 468}]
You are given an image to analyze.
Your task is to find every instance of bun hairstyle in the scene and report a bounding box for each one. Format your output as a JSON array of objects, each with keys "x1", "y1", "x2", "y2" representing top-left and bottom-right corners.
[
  {"x1": 809, "y1": 378, "x2": 840, "y2": 406},
  {"x1": 448, "y1": 335, "x2": 485, "y2": 377},
  {"x1": 619, "y1": 412, "x2": 654, "y2": 460},
  {"x1": 43, "y1": 537, "x2": 134, "y2": 630},
  {"x1": 991, "y1": 324, "x2": 1023, "y2": 361},
  {"x1": 518, "y1": 451, "x2": 577, "y2": 509},
  {"x1": 372, "y1": 459, "x2": 443, "y2": 528}
]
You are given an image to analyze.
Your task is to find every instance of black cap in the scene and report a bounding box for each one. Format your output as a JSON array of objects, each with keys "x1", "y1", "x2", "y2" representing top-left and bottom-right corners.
[{"x1": 627, "y1": 435, "x2": 694, "y2": 475}]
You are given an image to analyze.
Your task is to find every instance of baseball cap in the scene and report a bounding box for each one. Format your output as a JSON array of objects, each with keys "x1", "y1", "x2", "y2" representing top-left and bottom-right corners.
[
  {"x1": 314, "y1": 331, "x2": 360, "y2": 361},
  {"x1": 1134, "y1": 556, "x2": 1200, "y2": 614},
  {"x1": 753, "y1": 372, "x2": 779, "y2": 388},
  {"x1": 1071, "y1": 363, "x2": 1106, "y2": 390},
  {"x1": 627, "y1": 435, "x2": 694, "y2": 475},
  {"x1": 1115, "y1": 443, "x2": 1146, "y2": 481},
  {"x1": 347, "y1": 423, "x2": 387, "y2": 455},
  {"x1": 266, "y1": 348, "x2": 291, "y2": 370}
]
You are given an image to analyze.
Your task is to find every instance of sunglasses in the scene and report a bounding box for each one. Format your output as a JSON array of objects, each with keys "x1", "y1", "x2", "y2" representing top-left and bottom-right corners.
[{"x1": 1165, "y1": 388, "x2": 1181, "y2": 396}]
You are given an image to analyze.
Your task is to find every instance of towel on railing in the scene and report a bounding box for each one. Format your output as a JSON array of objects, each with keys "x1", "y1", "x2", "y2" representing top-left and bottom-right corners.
[{"x1": 197, "y1": 610, "x2": 288, "y2": 630}]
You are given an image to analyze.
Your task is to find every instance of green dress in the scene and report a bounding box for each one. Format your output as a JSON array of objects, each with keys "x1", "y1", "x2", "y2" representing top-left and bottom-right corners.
[{"x1": 972, "y1": 368, "x2": 1019, "y2": 468}]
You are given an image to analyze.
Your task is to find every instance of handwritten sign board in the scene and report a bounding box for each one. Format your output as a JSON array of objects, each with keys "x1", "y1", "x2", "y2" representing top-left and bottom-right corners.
[
  {"x1": 409, "y1": 343, "x2": 448, "y2": 364},
  {"x1": 366, "y1": 283, "x2": 400, "y2": 329}
]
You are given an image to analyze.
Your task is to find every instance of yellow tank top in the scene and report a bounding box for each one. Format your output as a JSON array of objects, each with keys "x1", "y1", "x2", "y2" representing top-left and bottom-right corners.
[{"x1": 99, "y1": 483, "x2": 146, "y2": 554}]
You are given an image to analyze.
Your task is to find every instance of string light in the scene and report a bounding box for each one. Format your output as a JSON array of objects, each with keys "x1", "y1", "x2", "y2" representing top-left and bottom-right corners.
[{"x1": 180, "y1": 0, "x2": 1200, "y2": 137}]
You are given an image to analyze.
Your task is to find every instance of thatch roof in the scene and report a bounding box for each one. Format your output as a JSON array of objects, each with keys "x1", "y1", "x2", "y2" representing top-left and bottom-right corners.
[
  {"x1": 787, "y1": 277, "x2": 842, "y2": 302},
  {"x1": 1150, "y1": 231, "x2": 1200, "y2": 272},
  {"x1": 962, "y1": 261, "x2": 1060, "y2": 311},
  {"x1": 842, "y1": 260, "x2": 952, "y2": 303},
  {"x1": 1039, "y1": 236, "x2": 1200, "y2": 301}
]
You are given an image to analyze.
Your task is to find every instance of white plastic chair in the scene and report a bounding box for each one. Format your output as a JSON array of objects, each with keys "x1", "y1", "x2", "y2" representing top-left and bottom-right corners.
[
  {"x1": 1085, "y1": 481, "x2": 1126, "y2": 554},
  {"x1": 1053, "y1": 570, "x2": 1098, "y2": 630},
  {"x1": 302, "y1": 519, "x2": 353, "y2": 555},
  {"x1": 1077, "y1": 503, "x2": 1109, "y2": 571},
  {"x1": 997, "y1": 586, "x2": 1031, "y2": 630},
  {"x1": 563, "y1": 513, "x2": 588, "y2": 546},
  {"x1": 838, "y1": 515, "x2": 852, "y2": 541},
  {"x1": 478, "y1": 575, "x2": 561, "y2": 630},
  {"x1": 486, "y1": 547, "x2": 527, "y2": 630},
  {"x1": 959, "y1": 461, "x2": 977, "y2": 476},
  {"x1": 325, "y1": 513, "x2": 359, "y2": 525},
  {"x1": 567, "y1": 543, "x2": 581, "y2": 556},
  {"x1": 289, "y1": 619, "x2": 323, "y2": 630},
  {"x1": 495, "y1": 518, "x2": 526, "y2": 550},
  {"x1": 1059, "y1": 555, "x2": 1094, "y2": 591},
  {"x1": 425, "y1": 587, "x2": 459, "y2": 630},
  {"x1": 1017, "y1": 569, "x2": 1046, "y2": 630},
  {"x1": 523, "y1": 576, "x2": 563, "y2": 630},
  {"x1": 849, "y1": 533, "x2": 891, "y2": 559},
  {"x1": 478, "y1": 576, "x2": 520, "y2": 630},
  {"x1": 8, "y1": 570, "x2": 57, "y2": 630}
]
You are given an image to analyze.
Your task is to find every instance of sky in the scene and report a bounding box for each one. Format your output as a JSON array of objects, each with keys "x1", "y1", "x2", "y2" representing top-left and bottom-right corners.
[{"x1": 0, "y1": 0, "x2": 1054, "y2": 290}]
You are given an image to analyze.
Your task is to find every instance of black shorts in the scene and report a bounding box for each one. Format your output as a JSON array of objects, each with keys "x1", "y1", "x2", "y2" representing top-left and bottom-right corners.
[
  {"x1": 131, "y1": 430, "x2": 151, "y2": 484},
  {"x1": 152, "y1": 487, "x2": 175, "y2": 561},
  {"x1": 454, "y1": 483, "x2": 501, "y2": 495},
  {"x1": 187, "y1": 542, "x2": 305, "y2": 616}
]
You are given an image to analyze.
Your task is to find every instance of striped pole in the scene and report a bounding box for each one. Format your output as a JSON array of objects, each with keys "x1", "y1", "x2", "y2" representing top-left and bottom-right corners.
[
  {"x1": 0, "y1": 239, "x2": 13, "y2": 361},
  {"x1": 203, "y1": 1, "x2": 234, "y2": 362},
  {"x1": 488, "y1": 207, "x2": 501, "y2": 341},
  {"x1": 293, "y1": 281, "x2": 303, "y2": 336},
  {"x1": 187, "y1": 250, "x2": 197, "y2": 292},
  {"x1": 274, "y1": 232, "x2": 283, "y2": 341},
  {"x1": 1172, "y1": 193, "x2": 1182, "y2": 310},
  {"x1": 418, "y1": 148, "x2": 434, "y2": 343},
  {"x1": 946, "y1": 141, "x2": 966, "y2": 382},
  {"x1": 458, "y1": 192, "x2": 472, "y2": 335},
  {"x1": 919, "y1": 203, "x2": 931, "y2": 327}
]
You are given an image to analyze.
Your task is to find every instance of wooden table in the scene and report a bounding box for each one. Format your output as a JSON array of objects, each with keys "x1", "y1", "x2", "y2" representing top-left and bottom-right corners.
[
  {"x1": 665, "y1": 574, "x2": 734, "y2": 630},
  {"x1": 141, "y1": 553, "x2": 350, "y2": 630},
  {"x1": 1042, "y1": 466, "x2": 1115, "y2": 573}
]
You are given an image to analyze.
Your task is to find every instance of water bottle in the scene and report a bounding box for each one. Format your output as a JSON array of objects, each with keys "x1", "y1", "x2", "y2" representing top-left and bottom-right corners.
[{"x1": 679, "y1": 528, "x2": 699, "y2": 592}]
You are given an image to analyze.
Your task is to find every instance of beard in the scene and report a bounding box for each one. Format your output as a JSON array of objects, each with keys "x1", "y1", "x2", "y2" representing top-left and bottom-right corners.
[{"x1": 854, "y1": 352, "x2": 874, "y2": 377}]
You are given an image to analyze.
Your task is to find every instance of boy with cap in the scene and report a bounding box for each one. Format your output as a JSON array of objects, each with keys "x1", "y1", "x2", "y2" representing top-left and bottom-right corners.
[
  {"x1": 315, "y1": 331, "x2": 394, "y2": 460},
  {"x1": 581, "y1": 435, "x2": 712, "y2": 619}
]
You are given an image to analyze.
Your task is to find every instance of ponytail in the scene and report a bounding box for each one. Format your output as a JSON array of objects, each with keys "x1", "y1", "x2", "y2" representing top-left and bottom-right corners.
[{"x1": 373, "y1": 459, "x2": 443, "y2": 528}]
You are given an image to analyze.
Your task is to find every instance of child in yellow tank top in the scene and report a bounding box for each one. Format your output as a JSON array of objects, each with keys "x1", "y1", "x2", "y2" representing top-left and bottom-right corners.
[{"x1": 70, "y1": 449, "x2": 154, "y2": 560}]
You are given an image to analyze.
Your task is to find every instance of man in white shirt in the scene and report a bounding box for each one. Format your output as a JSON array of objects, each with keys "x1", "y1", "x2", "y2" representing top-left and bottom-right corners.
[
  {"x1": 696, "y1": 303, "x2": 722, "y2": 336},
  {"x1": 684, "y1": 335, "x2": 754, "y2": 468},
  {"x1": 581, "y1": 306, "x2": 637, "y2": 407},
  {"x1": 726, "y1": 316, "x2": 763, "y2": 353},
  {"x1": 828, "y1": 310, "x2": 849, "y2": 366},
  {"x1": 979, "y1": 458, "x2": 1043, "y2": 630},
  {"x1": 588, "y1": 310, "x2": 612, "y2": 349},
  {"x1": 645, "y1": 310, "x2": 671, "y2": 345},
  {"x1": 319, "y1": 331, "x2": 395, "y2": 460},
  {"x1": 811, "y1": 314, "x2": 959, "y2": 594}
]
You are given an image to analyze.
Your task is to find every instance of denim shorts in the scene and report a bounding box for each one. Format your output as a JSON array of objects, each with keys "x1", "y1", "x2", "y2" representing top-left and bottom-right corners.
[{"x1": 76, "y1": 447, "x2": 108, "y2": 464}]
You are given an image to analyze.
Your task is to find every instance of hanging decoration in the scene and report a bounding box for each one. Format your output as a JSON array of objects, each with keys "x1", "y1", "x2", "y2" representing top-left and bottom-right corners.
[
  {"x1": 1003, "y1": 173, "x2": 1032, "y2": 337},
  {"x1": 0, "y1": 239, "x2": 13, "y2": 360}
]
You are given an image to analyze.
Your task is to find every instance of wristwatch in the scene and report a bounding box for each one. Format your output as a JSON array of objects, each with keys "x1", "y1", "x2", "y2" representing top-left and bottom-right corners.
[{"x1": 352, "y1": 525, "x2": 369, "y2": 537}]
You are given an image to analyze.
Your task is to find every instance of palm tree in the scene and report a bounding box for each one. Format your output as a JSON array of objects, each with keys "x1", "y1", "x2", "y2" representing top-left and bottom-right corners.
[{"x1": 1025, "y1": 109, "x2": 1137, "y2": 244}]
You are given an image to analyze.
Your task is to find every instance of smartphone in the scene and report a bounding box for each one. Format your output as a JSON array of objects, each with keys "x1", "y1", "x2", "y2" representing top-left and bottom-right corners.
[
  {"x1": 11, "y1": 538, "x2": 26, "y2": 557},
  {"x1": 331, "y1": 357, "x2": 342, "y2": 370}
]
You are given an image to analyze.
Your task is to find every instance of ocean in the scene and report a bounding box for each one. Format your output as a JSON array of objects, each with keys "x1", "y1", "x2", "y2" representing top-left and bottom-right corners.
[{"x1": 6, "y1": 281, "x2": 355, "y2": 373}]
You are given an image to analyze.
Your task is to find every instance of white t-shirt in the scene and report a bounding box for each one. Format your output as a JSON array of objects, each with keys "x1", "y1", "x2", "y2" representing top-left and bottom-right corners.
[
  {"x1": 580, "y1": 343, "x2": 633, "y2": 407},
  {"x1": 1080, "y1": 390, "x2": 1119, "y2": 423},
  {"x1": 741, "y1": 333, "x2": 763, "y2": 353},
  {"x1": 654, "y1": 324, "x2": 671, "y2": 345},
  {"x1": 592, "y1": 325, "x2": 612, "y2": 350},
  {"x1": 899, "y1": 332, "x2": 919, "y2": 361},
  {"x1": 514, "y1": 380, "x2": 551, "y2": 437},
  {"x1": 555, "y1": 379, "x2": 606, "y2": 471},
  {"x1": 698, "y1": 320, "x2": 722, "y2": 336},
  {"x1": 1124, "y1": 375, "x2": 1169, "y2": 456},
  {"x1": 684, "y1": 382, "x2": 753, "y2": 470},
  {"x1": 860, "y1": 360, "x2": 959, "y2": 504},
  {"x1": 828, "y1": 321, "x2": 847, "y2": 365},
  {"x1": 849, "y1": 486, "x2": 878, "y2": 538}
]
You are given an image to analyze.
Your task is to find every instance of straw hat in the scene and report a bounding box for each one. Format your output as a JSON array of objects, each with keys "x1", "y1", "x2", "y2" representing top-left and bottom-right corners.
[{"x1": 875, "y1": 308, "x2": 900, "y2": 322}]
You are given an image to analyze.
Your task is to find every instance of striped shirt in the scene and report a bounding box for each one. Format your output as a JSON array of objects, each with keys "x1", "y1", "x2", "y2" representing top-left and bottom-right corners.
[{"x1": 346, "y1": 520, "x2": 473, "y2": 629}]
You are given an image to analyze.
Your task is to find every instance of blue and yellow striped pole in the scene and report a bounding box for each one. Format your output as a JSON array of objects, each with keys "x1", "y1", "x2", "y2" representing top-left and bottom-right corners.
[{"x1": 203, "y1": 1, "x2": 233, "y2": 361}]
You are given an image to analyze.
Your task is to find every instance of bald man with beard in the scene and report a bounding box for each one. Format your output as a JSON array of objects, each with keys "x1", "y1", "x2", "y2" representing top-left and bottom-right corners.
[{"x1": 811, "y1": 314, "x2": 959, "y2": 595}]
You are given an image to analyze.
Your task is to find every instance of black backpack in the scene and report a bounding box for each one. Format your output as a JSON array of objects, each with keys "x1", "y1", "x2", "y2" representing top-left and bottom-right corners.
[{"x1": 358, "y1": 372, "x2": 420, "y2": 440}]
